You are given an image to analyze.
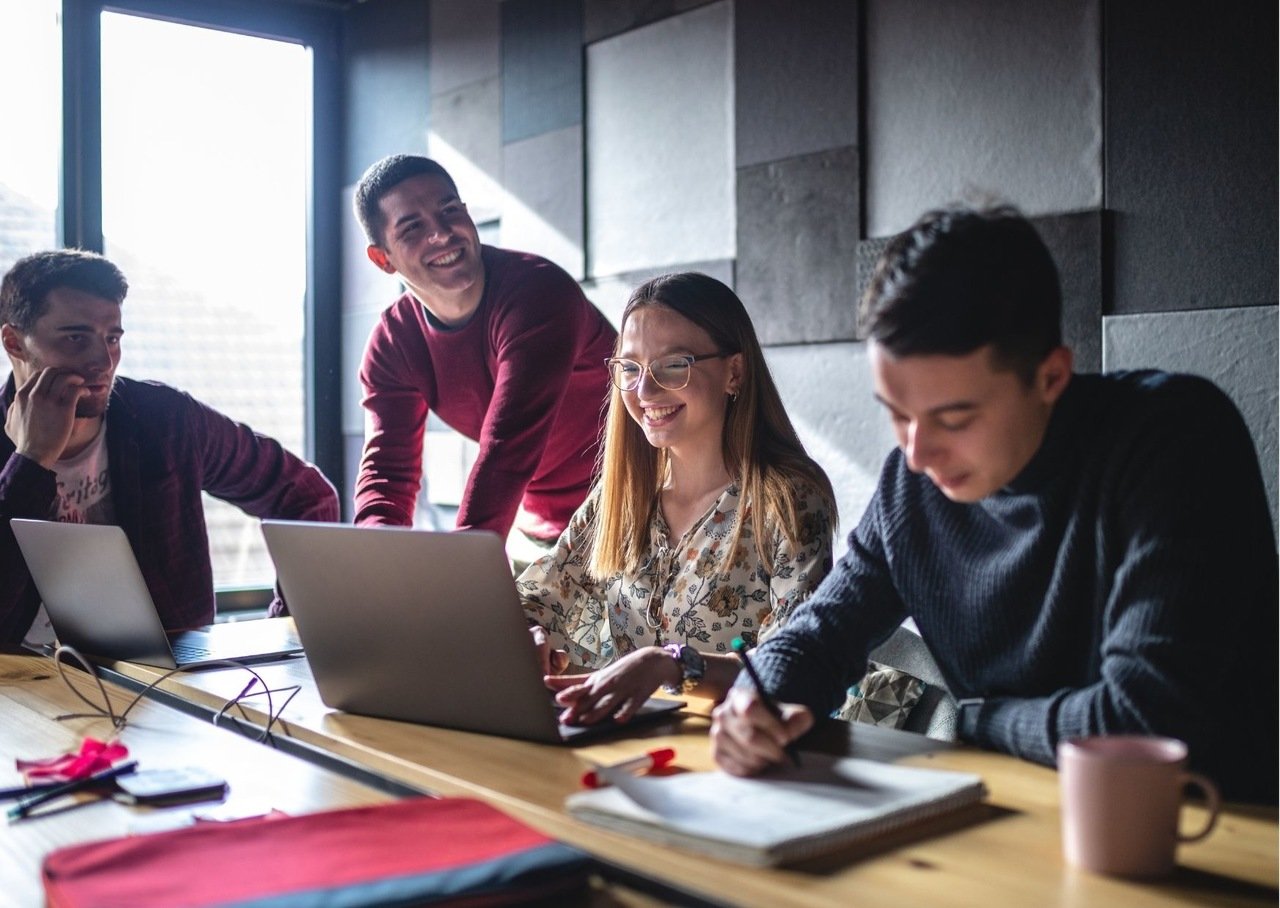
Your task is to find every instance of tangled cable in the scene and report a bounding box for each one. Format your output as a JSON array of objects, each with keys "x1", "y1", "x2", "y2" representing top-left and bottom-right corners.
[{"x1": 50, "y1": 645, "x2": 301, "y2": 744}]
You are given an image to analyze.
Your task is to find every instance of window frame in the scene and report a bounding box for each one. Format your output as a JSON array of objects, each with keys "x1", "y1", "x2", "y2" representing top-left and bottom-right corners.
[{"x1": 58, "y1": 0, "x2": 344, "y2": 609}]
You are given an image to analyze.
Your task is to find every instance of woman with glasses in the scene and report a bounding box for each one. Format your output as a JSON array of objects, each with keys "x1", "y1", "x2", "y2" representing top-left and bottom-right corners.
[{"x1": 518, "y1": 272, "x2": 836, "y2": 725}]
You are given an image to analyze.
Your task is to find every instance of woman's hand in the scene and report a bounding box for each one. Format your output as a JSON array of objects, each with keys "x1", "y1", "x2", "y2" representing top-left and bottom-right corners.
[
  {"x1": 546, "y1": 646, "x2": 683, "y2": 726},
  {"x1": 528, "y1": 624, "x2": 570, "y2": 676}
]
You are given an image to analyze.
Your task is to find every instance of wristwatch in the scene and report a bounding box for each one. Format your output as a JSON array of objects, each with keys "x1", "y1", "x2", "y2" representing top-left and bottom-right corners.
[{"x1": 660, "y1": 643, "x2": 706, "y2": 695}]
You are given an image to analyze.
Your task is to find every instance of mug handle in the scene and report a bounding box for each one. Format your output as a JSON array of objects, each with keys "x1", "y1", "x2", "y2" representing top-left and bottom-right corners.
[{"x1": 1176, "y1": 771, "x2": 1221, "y2": 842}]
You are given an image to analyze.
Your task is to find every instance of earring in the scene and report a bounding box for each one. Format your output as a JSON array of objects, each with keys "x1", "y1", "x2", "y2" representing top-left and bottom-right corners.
[{"x1": 729, "y1": 391, "x2": 738, "y2": 403}]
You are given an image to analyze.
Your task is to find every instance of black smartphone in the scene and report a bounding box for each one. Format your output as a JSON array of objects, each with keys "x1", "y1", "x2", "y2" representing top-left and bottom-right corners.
[{"x1": 114, "y1": 767, "x2": 229, "y2": 806}]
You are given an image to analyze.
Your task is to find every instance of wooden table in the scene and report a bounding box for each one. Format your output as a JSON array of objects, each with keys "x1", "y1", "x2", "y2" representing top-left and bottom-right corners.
[
  {"x1": 99, "y1": 650, "x2": 1278, "y2": 908},
  {"x1": 0, "y1": 651, "x2": 396, "y2": 907}
]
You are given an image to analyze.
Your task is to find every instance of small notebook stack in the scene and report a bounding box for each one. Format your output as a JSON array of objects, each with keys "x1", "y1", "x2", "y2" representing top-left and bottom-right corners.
[{"x1": 566, "y1": 752, "x2": 985, "y2": 867}]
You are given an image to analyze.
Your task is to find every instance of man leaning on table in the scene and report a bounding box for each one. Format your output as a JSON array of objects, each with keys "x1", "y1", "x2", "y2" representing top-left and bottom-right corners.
[
  {"x1": 352, "y1": 154, "x2": 616, "y2": 560},
  {"x1": 711, "y1": 204, "x2": 1279, "y2": 804},
  {"x1": 0, "y1": 249, "x2": 339, "y2": 646}
]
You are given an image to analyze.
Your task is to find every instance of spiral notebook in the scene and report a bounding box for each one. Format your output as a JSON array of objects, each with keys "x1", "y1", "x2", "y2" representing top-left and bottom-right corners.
[{"x1": 565, "y1": 752, "x2": 985, "y2": 867}]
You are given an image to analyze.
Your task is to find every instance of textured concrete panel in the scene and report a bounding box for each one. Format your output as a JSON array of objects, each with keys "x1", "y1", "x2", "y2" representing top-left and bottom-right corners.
[
  {"x1": 735, "y1": 0, "x2": 858, "y2": 168},
  {"x1": 586, "y1": 2, "x2": 734, "y2": 276},
  {"x1": 853, "y1": 236, "x2": 893, "y2": 333},
  {"x1": 1103, "y1": 306, "x2": 1278, "y2": 532},
  {"x1": 429, "y1": 0, "x2": 500, "y2": 96},
  {"x1": 501, "y1": 0, "x2": 583, "y2": 143},
  {"x1": 765, "y1": 342, "x2": 900, "y2": 553},
  {"x1": 343, "y1": 0, "x2": 431, "y2": 185},
  {"x1": 501, "y1": 125, "x2": 584, "y2": 279},
  {"x1": 864, "y1": 0, "x2": 1101, "y2": 237},
  {"x1": 851, "y1": 210, "x2": 1104, "y2": 372},
  {"x1": 737, "y1": 147, "x2": 861, "y2": 345},
  {"x1": 341, "y1": 184, "x2": 404, "y2": 313},
  {"x1": 584, "y1": 0, "x2": 720, "y2": 43},
  {"x1": 1034, "y1": 210, "x2": 1102, "y2": 373},
  {"x1": 428, "y1": 77, "x2": 504, "y2": 224},
  {"x1": 582, "y1": 259, "x2": 735, "y2": 329},
  {"x1": 1106, "y1": 4, "x2": 1277, "y2": 313}
]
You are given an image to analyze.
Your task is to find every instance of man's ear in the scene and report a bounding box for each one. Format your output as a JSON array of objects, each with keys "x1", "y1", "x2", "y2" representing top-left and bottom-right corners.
[
  {"x1": 1, "y1": 323, "x2": 27, "y2": 361},
  {"x1": 1037, "y1": 346, "x2": 1074, "y2": 404},
  {"x1": 366, "y1": 245, "x2": 396, "y2": 275}
]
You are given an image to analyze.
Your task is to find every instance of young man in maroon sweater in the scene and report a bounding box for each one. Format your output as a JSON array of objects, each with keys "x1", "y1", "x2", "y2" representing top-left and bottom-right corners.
[{"x1": 353, "y1": 155, "x2": 616, "y2": 554}]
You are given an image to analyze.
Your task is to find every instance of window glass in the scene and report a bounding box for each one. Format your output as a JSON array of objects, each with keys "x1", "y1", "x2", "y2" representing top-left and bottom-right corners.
[
  {"x1": 101, "y1": 12, "x2": 311, "y2": 590},
  {"x1": 0, "y1": 0, "x2": 60, "y2": 276}
]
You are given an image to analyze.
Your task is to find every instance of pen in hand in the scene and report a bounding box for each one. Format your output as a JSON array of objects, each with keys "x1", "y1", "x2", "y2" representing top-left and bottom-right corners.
[
  {"x1": 7, "y1": 760, "x2": 139, "y2": 822},
  {"x1": 731, "y1": 638, "x2": 801, "y2": 768}
]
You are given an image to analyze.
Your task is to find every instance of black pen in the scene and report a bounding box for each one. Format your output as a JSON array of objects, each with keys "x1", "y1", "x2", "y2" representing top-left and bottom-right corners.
[
  {"x1": 731, "y1": 638, "x2": 801, "y2": 767},
  {"x1": 7, "y1": 760, "x2": 139, "y2": 822}
]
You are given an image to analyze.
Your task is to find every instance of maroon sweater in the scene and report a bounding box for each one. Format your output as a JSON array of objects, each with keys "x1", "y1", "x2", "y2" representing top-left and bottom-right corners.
[{"x1": 356, "y1": 247, "x2": 615, "y2": 539}]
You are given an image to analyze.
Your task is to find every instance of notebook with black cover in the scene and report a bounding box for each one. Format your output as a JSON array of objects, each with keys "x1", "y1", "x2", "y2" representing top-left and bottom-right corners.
[
  {"x1": 11, "y1": 519, "x2": 302, "y2": 669},
  {"x1": 260, "y1": 520, "x2": 684, "y2": 744}
]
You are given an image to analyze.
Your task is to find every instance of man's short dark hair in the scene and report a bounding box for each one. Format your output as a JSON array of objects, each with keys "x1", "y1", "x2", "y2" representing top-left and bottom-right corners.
[
  {"x1": 353, "y1": 154, "x2": 459, "y2": 247},
  {"x1": 859, "y1": 204, "x2": 1063, "y2": 383},
  {"x1": 0, "y1": 249, "x2": 128, "y2": 332}
]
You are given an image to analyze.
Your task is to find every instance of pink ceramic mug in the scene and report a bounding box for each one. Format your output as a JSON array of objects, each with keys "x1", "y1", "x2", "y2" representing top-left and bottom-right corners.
[{"x1": 1058, "y1": 736, "x2": 1220, "y2": 878}]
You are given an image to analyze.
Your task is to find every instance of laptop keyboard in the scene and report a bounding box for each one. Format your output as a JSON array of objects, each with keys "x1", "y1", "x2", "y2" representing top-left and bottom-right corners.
[{"x1": 170, "y1": 640, "x2": 214, "y2": 662}]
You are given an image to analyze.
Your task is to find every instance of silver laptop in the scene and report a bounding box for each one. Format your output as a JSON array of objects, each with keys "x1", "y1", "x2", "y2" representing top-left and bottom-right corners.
[
  {"x1": 260, "y1": 520, "x2": 685, "y2": 744},
  {"x1": 11, "y1": 519, "x2": 303, "y2": 669}
]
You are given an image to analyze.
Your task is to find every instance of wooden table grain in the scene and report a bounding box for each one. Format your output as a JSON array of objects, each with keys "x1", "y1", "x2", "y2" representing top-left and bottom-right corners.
[{"x1": 97, "y1": 648, "x2": 1278, "y2": 908}]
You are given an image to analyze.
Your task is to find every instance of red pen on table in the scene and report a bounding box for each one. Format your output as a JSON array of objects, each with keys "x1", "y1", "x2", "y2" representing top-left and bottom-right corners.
[{"x1": 581, "y1": 748, "x2": 676, "y2": 789}]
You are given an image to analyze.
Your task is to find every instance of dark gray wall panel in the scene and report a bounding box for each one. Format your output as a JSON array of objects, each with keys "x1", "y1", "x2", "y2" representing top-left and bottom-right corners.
[
  {"x1": 583, "y1": 0, "x2": 720, "y2": 44},
  {"x1": 737, "y1": 146, "x2": 861, "y2": 345},
  {"x1": 853, "y1": 210, "x2": 1104, "y2": 371},
  {"x1": 1034, "y1": 210, "x2": 1102, "y2": 373},
  {"x1": 429, "y1": 0, "x2": 500, "y2": 96},
  {"x1": 734, "y1": 0, "x2": 858, "y2": 168},
  {"x1": 501, "y1": 0, "x2": 583, "y2": 143},
  {"x1": 1105, "y1": 1, "x2": 1277, "y2": 313},
  {"x1": 343, "y1": 0, "x2": 431, "y2": 184}
]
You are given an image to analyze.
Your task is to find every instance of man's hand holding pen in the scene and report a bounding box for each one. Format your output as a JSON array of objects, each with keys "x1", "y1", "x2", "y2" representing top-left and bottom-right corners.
[{"x1": 710, "y1": 688, "x2": 813, "y2": 777}]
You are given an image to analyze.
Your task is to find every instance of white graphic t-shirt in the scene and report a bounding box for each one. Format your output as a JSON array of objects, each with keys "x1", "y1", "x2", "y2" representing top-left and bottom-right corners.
[{"x1": 22, "y1": 422, "x2": 115, "y2": 649}]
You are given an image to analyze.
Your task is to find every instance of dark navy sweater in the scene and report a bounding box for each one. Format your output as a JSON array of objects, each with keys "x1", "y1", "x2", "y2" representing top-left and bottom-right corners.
[{"x1": 753, "y1": 371, "x2": 1278, "y2": 803}]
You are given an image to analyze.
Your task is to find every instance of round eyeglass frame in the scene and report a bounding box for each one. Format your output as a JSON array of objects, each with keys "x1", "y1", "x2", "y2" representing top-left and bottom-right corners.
[{"x1": 605, "y1": 352, "x2": 727, "y2": 392}]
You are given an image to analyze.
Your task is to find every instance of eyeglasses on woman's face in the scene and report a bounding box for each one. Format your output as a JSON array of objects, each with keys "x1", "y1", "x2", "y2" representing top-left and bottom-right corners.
[{"x1": 605, "y1": 352, "x2": 727, "y2": 392}]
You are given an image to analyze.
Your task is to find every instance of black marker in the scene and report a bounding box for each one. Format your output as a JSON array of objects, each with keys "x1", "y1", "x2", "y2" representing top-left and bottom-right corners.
[
  {"x1": 731, "y1": 638, "x2": 801, "y2": 768},
  {"x1": 7, "y1": 760, "x2": 138, "y2": 822}
]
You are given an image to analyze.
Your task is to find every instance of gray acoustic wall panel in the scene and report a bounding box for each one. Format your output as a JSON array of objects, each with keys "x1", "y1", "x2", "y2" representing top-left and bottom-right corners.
[
  {"x1": 864, "y1": 0, "x2": 1101, "y2": 238},
  {"x1": 765, "y1": 342, "x2": 900, "y2": 551},
  {"x1": 850, "y1": 211, "x2": 1103, "y2": 373},
  {"x1": 427, "y1": 75, "x2": 503, "y2": 223},
  {"x1": 737, "y1": 146, "x2": 861, "y2": 345},
  {"x1": 582, "y1": 258, "x2": 735, "y2": 328},
  {"x1": 343, "y1": 0, "x2": 431, "y2": 185},
  {"x1": 429, "y1": 0, "x2": 500, "y2": 97},
  {"x1": 734, "y1": 0, "x2": 858, "y2": 169},
  {"x1": 501, "y1": 0, "x2": 583, "y2": 144},
  {"x1": 1105, "y1": 2, "x2": 1277, "y2": 313},
  {"x1": 584, "y1": 0, "x2": 720, "y2": 44},
  {"x1": 502, "y1": 125, "x2": 585, "y2": 279},
  {"x1": 1034, "y1": 210, "x2": 1102, "y2": 373},
  {"x1": 586, "y1": 1, "x2": 734, "y2": 277},
  {"x1": 1103, "y1": 306, "x2": 1278, "y2": 533}
]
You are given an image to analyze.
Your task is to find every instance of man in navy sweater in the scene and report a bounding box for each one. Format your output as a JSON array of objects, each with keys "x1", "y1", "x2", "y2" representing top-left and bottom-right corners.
[{"x1": 712, "y1": 205, "x2": 1278, "y2": 803}]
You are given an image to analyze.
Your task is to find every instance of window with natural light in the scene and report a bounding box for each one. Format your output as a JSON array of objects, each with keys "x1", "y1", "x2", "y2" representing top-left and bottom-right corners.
[
  {"x1": 0, "y1": 0, "x2": 60, "y2": 276},
  {"x1": 100, "y1": 12, "x2": 311, "y2": 591}
]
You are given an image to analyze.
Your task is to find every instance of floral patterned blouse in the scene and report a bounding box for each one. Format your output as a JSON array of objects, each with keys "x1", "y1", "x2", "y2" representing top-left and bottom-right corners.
[{"x1": 517, "y1": 480, "x2": 834, "y2": 670}]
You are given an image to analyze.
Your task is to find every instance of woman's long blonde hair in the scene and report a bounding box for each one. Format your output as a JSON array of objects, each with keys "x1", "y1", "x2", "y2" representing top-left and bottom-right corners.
[{"x1": 587, "y1": 272, "x2": 836, "y2": 578}]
